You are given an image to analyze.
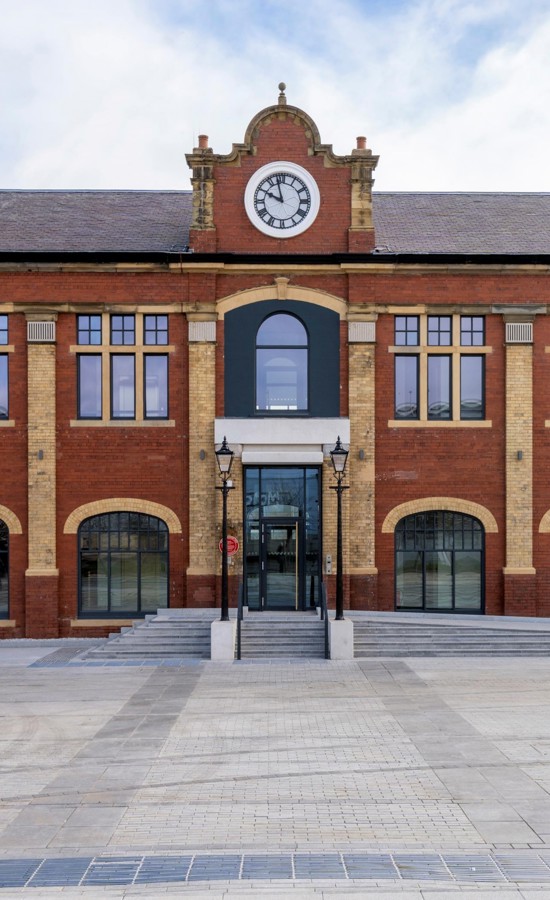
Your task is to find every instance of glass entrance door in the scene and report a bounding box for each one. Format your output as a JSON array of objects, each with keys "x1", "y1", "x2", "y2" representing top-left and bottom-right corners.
[
  {"x1": 244, "y1": 466, "x2": 321, "y2": 611},
  {"x1": 263, "y1": 520, "x2": 298, "y2": 610}
]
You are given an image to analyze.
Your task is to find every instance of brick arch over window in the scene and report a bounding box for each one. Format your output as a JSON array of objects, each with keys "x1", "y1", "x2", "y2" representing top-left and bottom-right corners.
[
  {"x1": 64, "y1": 499, "x2": 182, "y2": 534},
  {"x1": 382, "y1": 498, "x2": 498, "y2": 534},
  {"x1": 217, "y1": 285, "x2": 347, "y2": 319},
  {"x1": 0, "y1": 505, "x2": 22, "y2": 535}
]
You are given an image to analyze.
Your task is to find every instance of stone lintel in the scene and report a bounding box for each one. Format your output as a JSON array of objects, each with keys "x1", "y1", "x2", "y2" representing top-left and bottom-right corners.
[
  {"x1": 493, "y1": 305, "x2": 546, "y2": 319},
  {"x1": 502, "y1": 567, "x2": 537, "y2": 575},
  {"x1": 25, "y1": 568, "x2": 60, "y2": 577}
]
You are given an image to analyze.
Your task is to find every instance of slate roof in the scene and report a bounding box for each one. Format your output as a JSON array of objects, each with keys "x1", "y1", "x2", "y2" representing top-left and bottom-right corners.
[
  {"x1": 0, "y1": 191, "x2": 192, "y2": 254},
  {"x1": 1, "y1": 189, "x2": 550, "y2": 255},
  {"x1": 374, "y1": 192, "x2": 550, "y2": 255}
]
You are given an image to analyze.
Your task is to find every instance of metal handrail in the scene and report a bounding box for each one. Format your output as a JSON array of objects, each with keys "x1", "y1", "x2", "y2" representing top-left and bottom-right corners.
[
  {"x1": 320, "y1": 581, "x2": 329, "y2": 659},
  {"x1": 236, "y1": 582, "x2": 244, "y2": 660}
]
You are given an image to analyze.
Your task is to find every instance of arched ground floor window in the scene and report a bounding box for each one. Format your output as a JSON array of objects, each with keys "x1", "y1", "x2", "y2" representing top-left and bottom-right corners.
[
  {"x1": 0, "y1": 520, "x2": 8, "y2": 617},
  {"x1": 395, "y1": 511, "x2": 484, "y2": 612},
  {"x1": 79, "y1": 512, "x2": 168, "y2": 617}
]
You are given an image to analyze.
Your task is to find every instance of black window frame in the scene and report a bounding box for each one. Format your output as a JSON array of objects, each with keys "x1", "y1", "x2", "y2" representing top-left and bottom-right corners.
[
  {"x1": 395, "y1": 315, "x2": 419, "y2": 346},
  {"x1": 395, "y1": 354, "x2": 419, "y2": 420},
  {"x1": 78, "y1": 512, "x2": 169, "y2": 618},
  {"x1": 0, "y1": 519, "x2": 8, "y2": 618},
  {"x1": 77, "y1": 354, "x2": 102, "y2": 420},
  {"x1": 427, "y1": 354, "x2": 452, "y2": 420},
  {"x1": 427, "y1": 315, "x2": 452, "y2": 346},
  {"x1": 395, "y1": 510, "x2": 484, "y2": 613},
  {"x1": 255, "y1": 312, "x2": 309, "y2": 415},
  {"x1": 110, "y1": 354, "x2": 136, "y2": 419},
  {"x1": 0, "y1": 354, "x2": 8, "y2": 420},
  {"x1": 144, "y1": 315, "x2": 168, "y2": 346},
  {"x1": 0, "y1": 315, "x2": 8, "y2": 345},
  {"x1": 77, "y1": 314, "x2": 102, "y2": 346},
  {"x1": 144, "y1": 353, "x2": 169, "y2": 419},
  {"x1": 460, "y1": 354, "x2": 485, "y2": 420},
  {"x1": 110, "y1": 314, "x2": 135, "y2": 346},
  {"x1": 461, "y1": 316, "x2": 485, "y2": 346}
]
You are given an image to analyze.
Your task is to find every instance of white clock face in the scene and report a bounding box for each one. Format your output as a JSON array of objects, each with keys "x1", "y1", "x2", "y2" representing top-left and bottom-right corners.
[{"x1": 244, "y1": 162, "x2": 320, "y2": 238}]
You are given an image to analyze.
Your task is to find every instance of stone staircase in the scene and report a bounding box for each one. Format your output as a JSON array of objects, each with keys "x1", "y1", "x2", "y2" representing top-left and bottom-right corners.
[
  {"x1": 239, "y1": 611, "x2": 326, "y2": 659},
  {"x1": 80, "y1": 610, "x2": 221, "y2": 661},
  {"x1": 350, "y1": 613, "x2": 550, "y2": 657}
]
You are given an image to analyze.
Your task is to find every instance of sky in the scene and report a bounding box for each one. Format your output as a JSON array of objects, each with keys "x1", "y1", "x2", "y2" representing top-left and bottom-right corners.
[{"x1": 2, "y1": 0, "x2": 550, "y2": 192}]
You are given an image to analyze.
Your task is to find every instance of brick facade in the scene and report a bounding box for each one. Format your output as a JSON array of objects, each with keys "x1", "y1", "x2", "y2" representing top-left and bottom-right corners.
[{"x1": 1, "y1": 90, "x2": 550, "y2": 635}]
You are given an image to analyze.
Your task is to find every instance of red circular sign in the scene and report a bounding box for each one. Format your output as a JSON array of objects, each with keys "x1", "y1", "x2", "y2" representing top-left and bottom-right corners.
[{"x1": 219, "y1": 536, "x2": 239, "y2": 556}]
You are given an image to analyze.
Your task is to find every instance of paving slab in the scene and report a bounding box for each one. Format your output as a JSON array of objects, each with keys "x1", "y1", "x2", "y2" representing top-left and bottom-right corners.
[{"x1": 0, "y1": 650, "x2": 550, "y2": 894}]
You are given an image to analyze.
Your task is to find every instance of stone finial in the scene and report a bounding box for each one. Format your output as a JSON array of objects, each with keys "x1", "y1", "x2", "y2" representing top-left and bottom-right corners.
[
  {"x1": 278, "y1": 82, "x2": 287, "y2": 105},
  {"x1": 198, "y1": 134, "x2": 209, "y2": 149}
]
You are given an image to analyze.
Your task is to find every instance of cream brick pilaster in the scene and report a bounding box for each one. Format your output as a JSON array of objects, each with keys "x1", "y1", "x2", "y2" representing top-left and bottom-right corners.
[
  {"x1": 26, "y1": 314, "x2": 58, "y2": 575},
  {"x1": 347, "y1": 319, "x2": 377, "y2": 574},
  {"x1": 504, "y1": 334, "x2": 534, "y2": 572},
  {"x1": 187, "y1": 317, "x2": 218, "y2": 576}
]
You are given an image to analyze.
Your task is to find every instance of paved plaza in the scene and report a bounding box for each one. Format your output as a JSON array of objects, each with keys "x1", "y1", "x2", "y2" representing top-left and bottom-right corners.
[{"x1": 1, "y1": 644, "x2": 550, "y2": 896}]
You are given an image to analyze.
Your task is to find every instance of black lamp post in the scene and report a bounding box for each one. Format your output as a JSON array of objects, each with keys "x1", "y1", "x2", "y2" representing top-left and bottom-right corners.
[
  {"x1": 330, "y1": 436, "x2": 349, "y2": 621},
  {"x1": 215, "y1": 436, "x2": 234, "y2": 622}
]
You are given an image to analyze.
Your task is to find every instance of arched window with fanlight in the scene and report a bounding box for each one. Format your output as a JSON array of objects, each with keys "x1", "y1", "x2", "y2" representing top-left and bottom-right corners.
[
  {"x1": 78, "y1": 512, "x2": 168, "y2": 617},
  {"x1": 395, "y1": 511, "x2": 484, "y2": 612},
  {"x1": 256, "y1": 313, "x2": 308, "y2": 412},
  {"x1": 0, "y1": 520, "x2": 8, "y2": 617}
]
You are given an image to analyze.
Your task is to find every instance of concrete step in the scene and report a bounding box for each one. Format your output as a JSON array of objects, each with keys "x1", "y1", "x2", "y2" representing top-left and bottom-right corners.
[
  {"x1": 352, "y1": 621, "x2": 550, "y2": 657},
  {"x1": 354, "y1": 633, "x2": 550, "y2": 643},
  {"x1": 238, "y1": 615, "x2": 326, "y2": 660},
  {"x1": 358, "y1": 649, "x2": 550, "y2": 657},
  {"x1": 82, "y1": 615, "x2": 212, "y2": 660}
]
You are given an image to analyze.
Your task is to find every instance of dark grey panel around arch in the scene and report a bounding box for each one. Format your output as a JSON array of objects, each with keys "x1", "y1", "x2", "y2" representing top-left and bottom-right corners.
[{"x1": 224, "y1": 299, "x2": 340, "y2": 417}]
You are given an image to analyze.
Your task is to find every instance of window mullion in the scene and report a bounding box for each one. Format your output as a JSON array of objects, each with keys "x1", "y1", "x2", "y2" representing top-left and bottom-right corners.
[
  {"x1": 452, "y1": 314, "x2": 460, "y2": 345},
  {"x1": 419, "y1": 353, "x2": 428, "y2": 419},
  {"x1": 452, "y1": 352, "x2": 460, "y2": 421},
  {"x1": 419, "y1": 316, "x2": 427, "y2": 347},
  {"x1": 451, "y1": 549, "x2": 455, "y2": 611}
]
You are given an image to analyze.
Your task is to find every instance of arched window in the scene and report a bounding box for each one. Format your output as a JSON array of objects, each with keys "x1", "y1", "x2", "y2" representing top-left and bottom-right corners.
[
  {"x1": 78, "y1": 512, "x2": 168, "y2": 617},
  {"x1": 256, "y1": 313, "x2": 308, "y2": 411},
  {"x1": 0, "y1": 520, "x2": 8, "y2": 617},
  {"x1": 395, "y1": 511, "x2": 483, "y2": 612}
]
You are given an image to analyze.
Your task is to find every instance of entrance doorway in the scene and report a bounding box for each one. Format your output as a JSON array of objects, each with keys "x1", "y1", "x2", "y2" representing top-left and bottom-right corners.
[
  {"x1": 245, "y1": 467, "x2": 321, "y2": 611},
  {"x1": 262, "y1": 519, "x2": 299, "y2": 610}
]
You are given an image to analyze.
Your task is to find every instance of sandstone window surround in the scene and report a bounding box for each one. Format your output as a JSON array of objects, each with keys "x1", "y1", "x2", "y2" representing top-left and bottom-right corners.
[
  {"x1": 71, "y1": 312, "x2": 175, "y2": 427},
  {"x1": 389, "y1": 313, "x2": 492, "y2": 428}
]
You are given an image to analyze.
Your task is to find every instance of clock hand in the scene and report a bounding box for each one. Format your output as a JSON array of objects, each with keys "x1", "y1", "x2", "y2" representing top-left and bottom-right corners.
[{"x1": 267, "y1": 191, "x2": 284, "y2": 203}]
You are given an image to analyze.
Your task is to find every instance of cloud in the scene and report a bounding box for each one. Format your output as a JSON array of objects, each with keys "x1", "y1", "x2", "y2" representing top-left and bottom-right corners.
[{"x1": 1, "y1": 0, "x2": 549, "y2": 190}]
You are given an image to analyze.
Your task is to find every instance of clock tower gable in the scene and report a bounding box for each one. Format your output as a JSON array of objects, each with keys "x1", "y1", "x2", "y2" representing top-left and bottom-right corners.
[{"x1": 185, "y1": 85, "x2": 378, "y2": 253}]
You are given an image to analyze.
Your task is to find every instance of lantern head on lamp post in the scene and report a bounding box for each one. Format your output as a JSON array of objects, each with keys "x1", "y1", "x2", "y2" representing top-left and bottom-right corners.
[
  {"x1": 215, "y1": 436, "x2": 234, "y2": 621},
  {"x1": 330, "y1": 436, "x2": 349, "y2": 621}
]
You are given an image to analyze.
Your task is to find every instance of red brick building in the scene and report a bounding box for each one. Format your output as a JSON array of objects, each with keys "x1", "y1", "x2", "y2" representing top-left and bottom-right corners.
[{"x1": 1, "y1": 86, "x2": 549, "y2": 638}]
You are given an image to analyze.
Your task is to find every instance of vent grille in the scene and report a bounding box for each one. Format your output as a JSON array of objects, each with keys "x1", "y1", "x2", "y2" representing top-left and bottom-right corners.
[
  {"x1": 27, "y1": 321, "x2": 56, "y2": 343},
  {"x1": 189, "y1": 321, "x2": 216, "y2": 342},
  {"x1": 348, "y1": 321, "x2": 376, "y2": 343},
  {"x1": 506, "y1": 322, "x2": 533, "y2": 344}
]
